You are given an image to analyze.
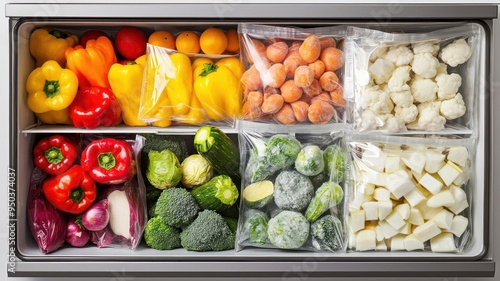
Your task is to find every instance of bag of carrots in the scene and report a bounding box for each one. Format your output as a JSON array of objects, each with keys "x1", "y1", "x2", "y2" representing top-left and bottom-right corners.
[{"x1": 238, "y1": 24, "x2": 347, "y2": 125}]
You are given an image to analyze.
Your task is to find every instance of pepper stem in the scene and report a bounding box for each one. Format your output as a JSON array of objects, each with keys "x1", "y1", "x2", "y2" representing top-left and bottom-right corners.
[
  {"x1": 199, "y1": 63, "x2": 218, "y2": 77},
  {"x1": 49, "y1": 30, "x2": 68, "y2": 39},
  {"x1": 44, "y1": 147, "x2": 63, "y2": 164},
  {"x1": 98, "y1": 152, "x2": 116, "y2": 170},
  {"x1": 43, "y1": 80, "x2": 61, "y2": 98},
  {"x1": 70, "y1": 187, "x2": 85, "y2": 203}
]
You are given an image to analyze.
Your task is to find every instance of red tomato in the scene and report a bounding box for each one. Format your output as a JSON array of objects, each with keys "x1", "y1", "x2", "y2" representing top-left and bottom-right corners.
[
  {"x1": 80, "y1": 30, "x2": 109, "y2": 47},
  {"x1": 114, "y1": 26, "x2": 147, "y2": 60}
]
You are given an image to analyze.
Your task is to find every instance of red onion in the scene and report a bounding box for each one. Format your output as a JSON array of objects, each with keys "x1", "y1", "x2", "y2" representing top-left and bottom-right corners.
[
  {"x1": 66, "y1": 217, "x2": 90, "y2": 247},
  {"x1": 82, "y1": 199, "x2": 110, "y2": 231}
]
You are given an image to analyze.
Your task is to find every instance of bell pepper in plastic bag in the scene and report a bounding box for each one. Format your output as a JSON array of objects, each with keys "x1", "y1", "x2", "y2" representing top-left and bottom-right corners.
[
  {"x1": 29, "y1": 27, "x2": 79, "y2": 67},
  {"x1": 165, "y1": 52, "x2": 193, "y2": 116},
  {"x1": 69, "y1": 86, "x2": 122, "y2": 129},
  {"x1": 33, "y1": 135, "x2": 78, "y2": 175},
  {"x1": 65, "y1": 36, "x2": 117, "y2": 88}
]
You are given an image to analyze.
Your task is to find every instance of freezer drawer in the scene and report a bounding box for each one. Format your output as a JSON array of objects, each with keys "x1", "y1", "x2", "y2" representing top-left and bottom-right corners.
[{"x1": 7, "y1": 3, "x2": 496, "y2": 278}]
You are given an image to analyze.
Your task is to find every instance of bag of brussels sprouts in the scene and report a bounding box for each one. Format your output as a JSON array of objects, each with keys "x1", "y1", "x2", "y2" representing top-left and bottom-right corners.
[{"x1": 235, "y1": 121, "x2": 349, "y2": 252}]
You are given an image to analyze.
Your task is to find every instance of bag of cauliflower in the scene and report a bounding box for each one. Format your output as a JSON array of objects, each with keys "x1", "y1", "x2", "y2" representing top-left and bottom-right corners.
[
  {"x1": 344, "y1": 23, "x2": 485, "y2": 135},
  {"x1": 235, "y1": 121, "x2": 349, "y2": 253}
]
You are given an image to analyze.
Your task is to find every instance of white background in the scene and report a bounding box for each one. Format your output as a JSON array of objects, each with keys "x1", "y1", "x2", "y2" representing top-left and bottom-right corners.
[{"x1": 1, "y1": 1, "x2": 499, "y2": 280}]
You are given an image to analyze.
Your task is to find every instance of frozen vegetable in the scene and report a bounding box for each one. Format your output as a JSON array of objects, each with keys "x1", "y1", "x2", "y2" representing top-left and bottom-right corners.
[
  {"x1": 368, "y1": 58, "x2": 394, "y2": 84},
  {"x1": 387, "y1": 65, "x2": 411, "y2": 92},
  {"x1": 146, "y1": 150, "x2": 182, "y2": 190},
  {"x1": 246, "y1": 143, "x2": 279, "y2": 183},
  {"x1": 155, "y1": 187, "x2": 200, "y2": 228},
  {"x1": 435, "y1": 73, "x2": 462, "y2": 100},
  {"x1": 440, "y1": 93, "x2": 466, "y2": 120},
  {"x1": 407, "y1": 101, "x2": 446, "y2": 131},
  {"x1": 394, "y1": 105, "x2": 418, "y2": 124},
  {"x1": 180, "y1": 154, "x2": 214, "y2": 188},
  {"x1": 439, "y1": 39, "x2": 472, "y2": 67},
  {"x1": 323, "y1": 144, "x2": 346, "y2": 183},
  {"x1": 384, "y1": 45, "x2": 413, "y2": 66},
  {"x1": 361, "y1": 86, "x2": 393, "y2": 114},
  {"x1": 410, "y1": 77, "x2": 438, "y2": 103},
  {"x1": 311, "y1": 215, "x2": 344, "y2": 252},
  {"x1": 295, "y1": 145, "x2": 325, "y2": 176},
  {"x1": 267, "y1": 211, "x2": 310, "y2": 249},
  {"x1": 412, "y1": 41, "x2": 440, "y2": 56},
  {"x1": 274, "y1": 170, "x2": 314, "y2": 212},
  {"x1": 144, "y1": 216, "x2": 181, "y2": 250},
  {"x1": 191, "y1": 175, "x2": 239, "y2": 212},
  {"x1": 265, "y1": 135, "x2": 302, "y2": 169},
  {"x1": 243, "y1": 209, "x2": 269, "y2": 244},
  {"x1": 180, "y1": 210, "x2": 235, "y2": 251},
  {"x1": 243, "y1": 180, "x2": 274, "y2": 208},
  {"x1": 305, "y1": 181, "x2": 344, "y2": 222},
  {"x1": 411, "y1": 53, "x2": 439, "y2": 79}
]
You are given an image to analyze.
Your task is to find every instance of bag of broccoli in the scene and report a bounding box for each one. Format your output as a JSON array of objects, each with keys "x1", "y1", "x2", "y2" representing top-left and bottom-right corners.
[{"x1": 235, "y1": 121, "x2": 349, "y2": 252}]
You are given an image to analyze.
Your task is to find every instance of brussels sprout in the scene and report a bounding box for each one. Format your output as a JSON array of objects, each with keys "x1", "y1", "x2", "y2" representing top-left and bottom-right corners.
[
  {"x1": 305, "y1": 181, "x2": 344, "y2": 222},
  {"x1": 274, "y1": 170, "x2": 314, "y2": 212},
  {"x1": 295, "y1": 145, "x2": 325, "y2": 176},
  {"x1": 311, "y1": 215, "x2": 344, "y2": 252},
  {"x1": 265, "y1": 135, "x2": 302, "y2": 169},
  {"x1": 181, "y1": 154, "x2": 214, "y2": 188},
  {"x1": 246, "y1": 142, "x2": 278, "y2": 183},
  {"x1": 146, "y1": 150, "x2": 182, "y2": 190},
  {"x1": 323, "y1": 145, "x2": 346, "y2": 183},
  {"x1": 243, "y1": 209, "x2": 269, "y2": 244},
  {"x1": 267, "y1": 211, "x2": 309, "y2": 249}
]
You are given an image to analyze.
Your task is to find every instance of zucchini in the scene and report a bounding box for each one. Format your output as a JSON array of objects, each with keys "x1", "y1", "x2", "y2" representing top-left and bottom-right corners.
[
  {"x1": 242, "y1": 180, "x2": 274, "y2": 208},
  {"x1": 191, "y1": 175, "x2": 239, "y2": 211},
  {"x1": 194, "y1": 126, "x2": 241, "y2": 183}
]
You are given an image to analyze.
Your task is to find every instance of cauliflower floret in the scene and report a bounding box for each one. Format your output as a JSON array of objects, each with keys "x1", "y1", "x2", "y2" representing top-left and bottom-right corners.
[
  {"x1": 369, "y1": 45, "x2": 388, "y2": 63},
  {"x1": 361, "y1": 86, "x2": 392, "y2": 114},
  {"x1": 410, "y1": 77, "x2": 438, "y2": 103},
  {"x1": 378, "y1": 114, "x2": 406, "y2": 133},
  {"x1": 440, "y1": 93, "x2": 466, "y2": 120},
  {"x1": 411, "y1": 53, "x2": 440, "y2": 79},
  {"x1": 384, "y1": 45, "x2": 414, "y2": 66},
  {"x1": 357, "y1": 109, "x2": 379, "y2": 131},
  {"x1": 436, "y1": 63, "x2": 448, "y2": 76},
  {"x1": 439, "y1": 39, "x2": 472, "y2": 67},
  {"x1": 394, "y1": 104, "x2": 418, "y2": 124},
  {"x1": 407, "y1": 101, "x2": 446, "y2": 131},
  {"x1": 368, "y1": 58, "x2": 395, "y2": 85},
  {"x1": 388, "y1": 65, "x2": 412, "y2": 92},
  {"x1": 412, "y1": 41, "x2": 440, "y2": 56},
  {"x1": 390, "y1": 85, "x2": 414, "y2": 107},
  {"x1": 380, "y1": 83, "x2": 390, "y2": 94},
  {"x1": 435, "y1": 73, "x2": 462, "y2": 100}
]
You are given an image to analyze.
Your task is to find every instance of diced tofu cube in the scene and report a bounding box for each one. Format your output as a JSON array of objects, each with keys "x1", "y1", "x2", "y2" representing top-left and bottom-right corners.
[
  {"x1": 386, "y1": 170, "x2": 415, "y2": 199},
  {"x1": 419, "y1": 173, "x2": 444, "y2": 195},
  {"x1": 447, "y1": 146, "x2": 468, "y2": 167},
  {"x1": 375, "y1": 225, "x2": 385, "y2": 242},
  {"x1": 385, "y1": 156, "x2": 401, "y2": 174},
  {"x1": 379, "y1": 220, "x2": 399, "y2": 239},
  {"x1": 359, "y1": 183, "x2": 376, "y2": 195},
  {"x1": 376, "y1": 240, "x2": 388, "y2": 251},
  {"x1": 427, "y1": 190, "x2": 456, "y2": 208},
  {"x1": 398, "y1": 221, "x2": 412, "y2": 235},
  {"x1": 430, "y1": 233, "x2": 457, "y2": 253},
  {"x1": 404, "y1": 234, "x2": 425, "y2": 251},
  {"x1": 409, "y1": 208, "x2": 425, "y2": 226},
  {"x1": 404, "y1": 188, "x2": 426, "y2": 207},
  {"x1": 447, "y1": 199, "x2": 469, "y2": 215},
  {"x1": 432, "y1": 209, "x2": 454, "y2": 230},
  {"x1": 417, "y1": 200, "x2": 444, "y2": 220},
  {"x1": 425, "y1": 152, "x2": 446, "y2": 174},
  {"x1": 378, "y1": 201, "x2": 393, "y2": 220},
  {"x1": 362, "y1": 202, "x2": 379, "y2": 221},
  {"x1": 450, "y1": 215, "x2": 469, "y2": 237},
  {"x1": 390, "y1": 234, "x2": 406, "y2": 251},
  {"x1": 453, "y1": 163, "x2": 470, "y2": 186},
  {"x1": 448, "y1": 185, "x2": 467, "y2": 204},
  {"x1": 437, "y1": 162, "x2": 462, "y2": 186},
  {"x1": 394, "y1": 203, "x2": 410, "y2": 220},
  {"x1": 349, "y1": 209, "x2": 366, "y2": 233},
  {"x1": 413, "y1": 220, "x2": 442, "y2": 242},
  {"x1": 374, "y1": 187, "x2": 391, "y2": 202},
  {"x1": 362, "y1": 148, "x2": 387, "y2": 173},
  {"x1": 356, "y1": 229, "x2": 377, "y2": 251},
  {"x1": 402, "y1": 153, "x2": 426, "y2": 174},
  {"x1": 385, "y1": 210, "x2": 406, "y2": 230},
  {"x1": 362, "y1": 171, "x2": 388, "y2": 187}
]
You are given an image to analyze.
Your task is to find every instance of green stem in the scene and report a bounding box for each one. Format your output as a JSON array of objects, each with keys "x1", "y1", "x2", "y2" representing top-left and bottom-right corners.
[
  {"x1": 43, "y1": 80, "x2": 61, "y2": 98},
  {"x1": 49, "y1": 30, "x2": 68, "y2": 39},
  {"x1": 98, "y1": 152, "x2": 116, "y2": 170},
  {"x1": 70, "y1": 187, "x2": 84, "y2": 203},
  {"x1": 44, "y1": 147, "x2": 63, "y2": 164},
  {"x1": 199, "y1": 63, "x2": 218, "y2": 77}
]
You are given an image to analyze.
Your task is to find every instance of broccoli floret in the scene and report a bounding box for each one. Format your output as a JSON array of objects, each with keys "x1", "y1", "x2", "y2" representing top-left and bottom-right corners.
[
  {"x1": 148, "y1": 201, "x2": 157, "y2": 218},
  {"x1": 265, "y1": 135, "x2": 302, "y2": 169},
  {"x1": 155, "y1": 188, "x2": 200, "y2": 228},
  {"x1": 311, "y1": 215, "x2": 344, "y2": 252},
  {"x1": 274, "y1": 170, "x2": 314, "y2": 212},
  {"x1": 180, "y1": 210, "x2": 235, "y2": 251},
  {"x1": 267, "y1": 211, "x2": 309, "y2": 249},
  {"x1": 144, "y1": 216, "x2": 181, "y2": 250},
  {"x1": 246, "y1": 141, "x2": 278, "y2": 183},
  {"x1": 295, "y1": 145, "x2": 325, "y2": 176},
  {"x1": 146, "y1": 186, "x2": 163, "y2": 203}
]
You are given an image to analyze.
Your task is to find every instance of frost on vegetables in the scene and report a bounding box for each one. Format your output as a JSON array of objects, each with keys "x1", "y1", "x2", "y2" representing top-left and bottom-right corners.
[
  {"x1": 347, "y1": 141, "x2": 471, "y2": 252},
  {"x1": 267, "y1": 211, "x2": 310, "y2": 249},
  {"x1": 361, "y1": 38, "x2": 473, "y2": 132}
]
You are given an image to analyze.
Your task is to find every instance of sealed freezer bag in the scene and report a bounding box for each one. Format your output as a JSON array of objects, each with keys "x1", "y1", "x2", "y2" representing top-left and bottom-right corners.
[
  {"x1": 344, "y1": 23, "x2": 484, "y2": 134},
  {"x1": 236, "y1": 121, "x2": 349, "y2": 252},
  {"x1": 346, "y1": 134, "x2": 475, "y2": 253},
  {"x1": 138, "y1": 43, "x2": 243, "y2": 127},
  {"x1": 238, "y1": 24, "x2": 347, "y2": 125}
]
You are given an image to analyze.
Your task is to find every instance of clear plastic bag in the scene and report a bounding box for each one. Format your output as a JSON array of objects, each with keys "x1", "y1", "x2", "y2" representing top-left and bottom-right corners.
[
  {"x1": 346, "y1": 134, "x2": 475, "y2": 253},
  {"x1": 344, "y1": 23, "x2": 484, "y2": 134},
  {"x1": 236, "y1": 121, "x2": 349, "y2": 252},
  {"x1": 238, "y1": 24, "x2": 347, "y2": 125}
]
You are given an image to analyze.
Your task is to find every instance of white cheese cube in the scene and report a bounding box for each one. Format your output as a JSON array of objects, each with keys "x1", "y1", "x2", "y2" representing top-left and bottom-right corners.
[
  {"x1": 437, "y1": 162, "x2": 462, "y2": 186},
  {"x1": 424, "y1": 152, "x2": 446, "y2": 174},
  {"x1": 386, "y1": 170, "x2": 415, "y2": 199},
  {"x1": 453, "y1": 163, "x2": 470, "y2": 186},
  {"x1": 385, "y1": 210, "x2": 406, "y2": 230},
  {"x1": 398, "y1": 221, "x2": 412, "y2": 235},
  {"x1": 430, "y1": 233, "x2": 457, "y2": 253},
  {"x1": 404, "y1": 234, "x2": 425, "y2": 251},
  {"x1": 376, "y1": 240, "x2": 388, "y2": 251},
  {"x1": 374, "y1": 187, "x2": 391, "y2": 202},
  {"x1": 418, "y1": 200, "x2": 444, "y2": 220},
  {"x1": 362, "y1": 148, "x2": 387, "y2": 173},
  {"x1": 427, "y1": 190, "x2": 456, "y2": 208},
  {"x1": 349, "y1": 209, "x2": 366, "y2": 233},
  {"x1": 413, "y1": 220, "x2": 442, "y2": 242},
  {"x1": 450, "y1": 215, "x2": 469, "y2": 237},
  {"x1": 402, "y1": 153, "x2": 426, "y2": 174},
  {"x1": 447, "y1": 146, "x2": 468, "y2": 167},
  {"x1": 362, "y1": 171, "x2": 388, "y2": 187},
  {"x1": 447, "y1": 199, "x2": 469, "y2": 215},
  {"x1": 419, "y1": 173, "x2": 444, "y2": 195},
  {"x1": 378, "y1": 201, "x2": 393, "y2": 220},
  {"x1": 390, "y1": 234, "x2": 406, "y2": 251},
  {"x1": 379, "y1": 220, "x2": 399, "y2": 239},
  {"x1": 394, "y1": 203, "x2": 410, "y2": 220},
  {"x1": 375, "y1": 225, "x2": 385, "y2": 242},
  {"x1": 404, "y1": 188, "x2": 426, "y2": 207},
  {"x1": 359, "y1": 183, "x2": 376, "y2": 195},
  {"x1": 362, "y1": 202, "x2": 379, "y2": 221},
  {"x1": 432, "y1": 209, "x2": 454, "y2": 230},
  {"x1": 448, "y1": 185, "x2": 467, "y2": 204},
  {"x1": 385, "y1": 156, "x2": 401, "y2": 174},
  {"x1": 356, "y1": 229, "x2": 377, "y2": 251},
  {"x1": 409, "y1": 208, "x2": 425, "y2": 226}
]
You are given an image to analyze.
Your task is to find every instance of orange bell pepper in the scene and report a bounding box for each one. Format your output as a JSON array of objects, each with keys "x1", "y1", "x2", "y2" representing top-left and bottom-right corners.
[{"x1": 65, "y1": 36, "x2": 117, "y2": 89}]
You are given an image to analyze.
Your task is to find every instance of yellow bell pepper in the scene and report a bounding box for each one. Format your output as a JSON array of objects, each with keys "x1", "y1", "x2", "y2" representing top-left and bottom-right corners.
[
  {"x1": 36, "y1": 108, "x2": 73, "y2": 125},
  {"x1": 26, "y1": 60, "x2": 79, "y2": 114},
  {"x1": 215, "y1": 57, "x2": 245, "y2": 80},
  {"x1": 193, "y1": 63, "x2": 242, "y2": 121},
  {"x1": 192, "y1": 57, "x2": 213, "y2": 78},
  {"x1": 108, "y1": 55, "x2": 148, "y2": 126},
  {"x1": 151, "y1": 97, "x2": 174, "y2": 128},
  {"x1": 165, "y1": 53, "x2": 193, "y2": 116},
  {"x1": 29, "y1": 27, "x2": 79, "y2": 67}
]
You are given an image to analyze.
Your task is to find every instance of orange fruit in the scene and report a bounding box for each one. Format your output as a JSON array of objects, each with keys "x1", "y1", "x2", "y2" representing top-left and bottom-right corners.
[
  {"x1": 225, "y1": 29, "x2": 239, "y2": 53},
  {"x1": 200, "y1": 27, "x2": 227, "y2": 55},
  {"x1": 175, "y1": 31, "x2": 201, "y2": 53},
  {"x1": 148, "y1": 30, "x2": 175, "y2": 49}
]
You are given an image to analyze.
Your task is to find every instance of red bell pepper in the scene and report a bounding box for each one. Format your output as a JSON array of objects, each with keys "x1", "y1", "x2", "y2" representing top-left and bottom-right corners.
[
  {"x1": 33, "y1": 135, "x2": 78, "y2": 175},
  {"x1": 80, "y1": 138, "x2": 136, "y2": 185},
  {"x1": 42, "y1": 165, "x2": 97, "y2": 214},
  {"x1": 69, "y1": 86, "x2": 122, "y2": 129}
]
